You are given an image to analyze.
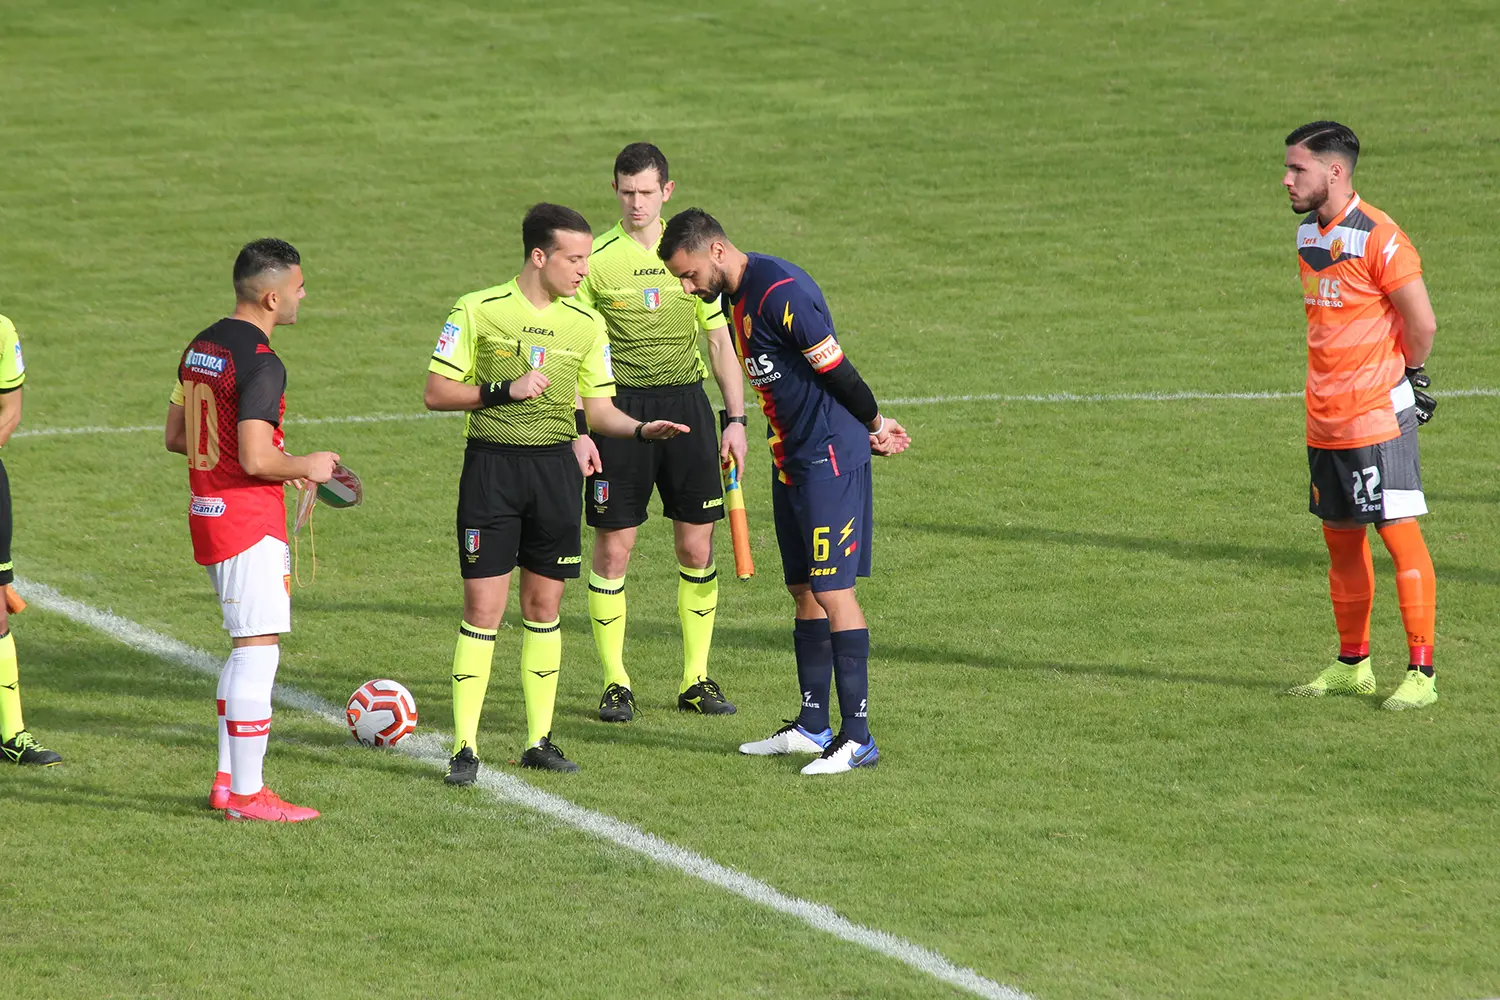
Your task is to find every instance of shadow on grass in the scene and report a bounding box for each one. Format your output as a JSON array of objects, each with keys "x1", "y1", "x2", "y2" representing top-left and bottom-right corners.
[
  {"x1": 558, "y1": 716, "x2": 743, "y2": 756},
  {"x1": 611, "y1": 618, "x2": 1275, "y2": 691},
  {"x1": 0, "y1": 777, "x2": 211, "y2": 819}
]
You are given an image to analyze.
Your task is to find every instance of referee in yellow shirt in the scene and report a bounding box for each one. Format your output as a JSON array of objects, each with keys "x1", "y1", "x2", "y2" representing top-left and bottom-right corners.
[
  {"x1": 0, "y1": 313, "x2": 62, "y2": 766},
  {"x1": 574, "y1": 143, "x2": 749, "y2": 722},
  {"x1": 424, "y1": 203, "x2": 687, "y2": 781}
]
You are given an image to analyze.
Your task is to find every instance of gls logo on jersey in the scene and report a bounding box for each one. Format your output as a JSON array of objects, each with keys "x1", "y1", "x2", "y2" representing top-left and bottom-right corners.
[
  {"x1": 1302, "y1": 274, "x2": 1343, "y2": 308},
  {"x1": 744, "y1": 353, "x2": 781, "y2": 387},
  {"x1": 435, "y1": 321, "x2": 460, "y2": 359}
]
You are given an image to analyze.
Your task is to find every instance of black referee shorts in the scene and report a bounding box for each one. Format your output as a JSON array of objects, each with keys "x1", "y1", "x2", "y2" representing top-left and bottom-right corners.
[
  {"x1": 0, "y1": 457, "x2": 12, "y2": 586},
  {"x1": 456, "y1": 441, "x2": 583, "y2": 581},
  {"x1": 586, "y1": 382, "x2": 725, "y2": 530}
]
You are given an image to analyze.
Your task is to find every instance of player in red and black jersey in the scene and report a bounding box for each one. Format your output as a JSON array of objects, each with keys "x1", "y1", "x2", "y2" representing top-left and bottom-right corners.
[
  {"x1": 165, "y1": 238, "x2": 339, "y2": 822},
  {"x1": 660, "y1": 209, "x2": 911, "y2": 775}
]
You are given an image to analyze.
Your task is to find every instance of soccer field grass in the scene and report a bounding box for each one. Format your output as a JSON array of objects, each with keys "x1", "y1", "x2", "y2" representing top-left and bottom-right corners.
[{"x1": 3, "y1": 1, "x2": 1499, "y2": 997}]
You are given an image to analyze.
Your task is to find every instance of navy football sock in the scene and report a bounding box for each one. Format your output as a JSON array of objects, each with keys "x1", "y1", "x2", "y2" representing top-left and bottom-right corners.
[
  {"x1": 792, "y1": 618, "x2": 833, "y2": 733},
  {"x1": 830, "y1": 628, "x2": 871, "y2": 744}
]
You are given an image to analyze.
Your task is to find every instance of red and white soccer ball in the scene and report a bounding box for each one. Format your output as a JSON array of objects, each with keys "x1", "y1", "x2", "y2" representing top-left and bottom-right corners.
[{"x1": 346, "y1": 679, "x2": 417, "y2": 748}]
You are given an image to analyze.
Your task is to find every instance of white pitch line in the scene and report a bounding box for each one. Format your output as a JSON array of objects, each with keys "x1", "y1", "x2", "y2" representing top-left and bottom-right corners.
[
  {"x1": 14, "y1": 576, "x2": 1030, "y2": 1000},
  {"x1": 14, "y1": 387, "x2": 1500, "y2": 440}
]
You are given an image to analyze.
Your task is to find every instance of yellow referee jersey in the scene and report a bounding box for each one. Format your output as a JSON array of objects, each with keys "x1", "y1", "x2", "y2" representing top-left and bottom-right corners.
[
  {"x1": 0, "y1": 315, "x2": 26, "y2": 394},
  {"x1": 429, "y1": 279, "x2": 616, "y2": 447},
  {"x1": 574, "y1": 222, "x2": 726, "y2": 388}
]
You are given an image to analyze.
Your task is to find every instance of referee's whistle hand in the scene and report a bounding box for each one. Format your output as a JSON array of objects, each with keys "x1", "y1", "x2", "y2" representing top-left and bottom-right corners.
[
  {"x1": 640, "y1": 420, "x2": 689, "y2": 441},
  {"x1": 511, "y1": 370, "x2": 550, "y2": 400}
]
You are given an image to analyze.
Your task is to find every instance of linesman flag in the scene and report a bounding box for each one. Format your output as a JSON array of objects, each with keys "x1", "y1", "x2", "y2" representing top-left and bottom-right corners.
[{"x1": 719, "y1": 411, "x2": 754, "y2": 581}]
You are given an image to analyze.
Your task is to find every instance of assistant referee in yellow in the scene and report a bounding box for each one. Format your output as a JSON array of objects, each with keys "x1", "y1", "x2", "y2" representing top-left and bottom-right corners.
[
  {"x1": 574, "y1": 143, "x2": 748, "y2": 722},
  {"x1": 424, "y1": 203, "x2": 688, "y2": 781}
]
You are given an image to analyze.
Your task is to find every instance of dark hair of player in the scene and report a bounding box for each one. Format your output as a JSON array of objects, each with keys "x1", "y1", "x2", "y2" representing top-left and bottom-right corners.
[
  {"x1": 614, "y1": 142, "x2": 670, "y2": 185},
  {"x1": 1285, "y1": 120, "x2": 1360, "y2": 169},
  {"x1": 523, "y1": 203, "x2": 592, "y2": 256},
  {"x1": 658, "y1": 208, "x2": 726, "y2": 263},
  {"x1": 232, "y1": 238, "x2": 301, "y2": 301}
]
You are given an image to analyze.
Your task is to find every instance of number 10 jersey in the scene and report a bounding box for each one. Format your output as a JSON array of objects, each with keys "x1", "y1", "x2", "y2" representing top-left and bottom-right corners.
[{"x1": 171, "y1": 318, "x2": 288, "y2": 565}]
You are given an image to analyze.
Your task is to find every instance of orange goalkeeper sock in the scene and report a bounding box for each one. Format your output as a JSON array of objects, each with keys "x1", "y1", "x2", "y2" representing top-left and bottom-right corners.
[
  {"x1": 1322, "y1": 524, "x2": 1374, "y2": 661},
  {"x1": 1377, "y1": 520, "x2": 1436, "y2": 671}
]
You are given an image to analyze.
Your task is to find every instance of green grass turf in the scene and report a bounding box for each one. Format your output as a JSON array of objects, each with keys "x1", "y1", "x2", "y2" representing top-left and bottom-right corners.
[{"x1": 3, "y1": 1, "x2": 1499, "y2": 997}]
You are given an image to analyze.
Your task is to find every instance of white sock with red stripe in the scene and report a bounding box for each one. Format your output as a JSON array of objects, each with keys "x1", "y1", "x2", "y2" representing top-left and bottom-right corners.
[
  {"x1": 216, "y1": 656, "x2": 233, "y2": 778},
  {"x1": 225, "y1": 644, "x2": 279, "y2": 796}
]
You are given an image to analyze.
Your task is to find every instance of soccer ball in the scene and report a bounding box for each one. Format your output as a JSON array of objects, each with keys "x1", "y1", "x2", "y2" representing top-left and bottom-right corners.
[{"x1": 346, "y1": 679, "x2": 417, "y2": 748}]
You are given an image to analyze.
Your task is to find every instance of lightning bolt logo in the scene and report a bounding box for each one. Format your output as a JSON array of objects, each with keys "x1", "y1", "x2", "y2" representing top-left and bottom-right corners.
[
  {"x1": 1383, "y1": 237, "x2": 1400, "y2": 265},
  {"x1": 838, "y1": 518, "x2": 855, "y2": 547},
  {"x1": 782, "y1": 301, "x2": 794, "y2": 331}
]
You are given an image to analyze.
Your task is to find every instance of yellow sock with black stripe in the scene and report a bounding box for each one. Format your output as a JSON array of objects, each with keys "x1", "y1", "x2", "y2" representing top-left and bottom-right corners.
[
  {"x1": 450, "y1": 621, "x2": 496, "y2": 755},
  {"x1": 0, "y1": 631, "x2": 23, "y2": 742},
  {"x1": 521, "y1": 617, "x2": 562, "y2": 746},
  {"x1": 678, "y1": 563, "x2": 718, "y2": 693},
  {"x1": 587, "y1": 572, "x2": 629, "y2": 689}
]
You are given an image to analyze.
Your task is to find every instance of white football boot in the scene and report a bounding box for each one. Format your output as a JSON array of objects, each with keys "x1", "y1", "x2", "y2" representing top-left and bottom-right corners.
[
  {"x1": 800, "y1": 731, "x2": 880, "y2": 775},
  {"x1": 739, "y1": 721, "x2": 832, "y2": 756}
]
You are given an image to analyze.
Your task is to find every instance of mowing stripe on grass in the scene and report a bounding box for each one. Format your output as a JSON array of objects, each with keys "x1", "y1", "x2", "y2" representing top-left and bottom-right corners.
[
  {"x1": 17, "y1": 387, "x2": 1500, "y2": 439},
  {"x1": 884, "y1": 387, "x2": 1500, "y2": 406},
  {"x1": 12, "y1": 409, "x2": 463, "y2": 440},
  {"x1": 14, "y1": 576, "x2": 1031, "y2": 1000}
]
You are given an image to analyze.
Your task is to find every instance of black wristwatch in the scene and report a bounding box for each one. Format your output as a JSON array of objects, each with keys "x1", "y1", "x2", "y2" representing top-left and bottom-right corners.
[
  {"x1": 724, "y1": 415, "x2": 748, "y2": 426},
  {"x1": 633, "y1": 422, "x2": 647, "y2": 441}
]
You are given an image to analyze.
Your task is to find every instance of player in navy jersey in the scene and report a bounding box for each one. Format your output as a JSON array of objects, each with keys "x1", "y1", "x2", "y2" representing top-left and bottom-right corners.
[{"x1": 659, "y1": 209, "x2": 910, "y2": 775}]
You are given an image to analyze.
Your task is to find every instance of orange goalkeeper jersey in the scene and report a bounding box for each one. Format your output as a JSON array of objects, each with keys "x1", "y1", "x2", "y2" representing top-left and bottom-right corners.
[{"x1": 1297, "y1": 194, "x2": 1423, "y2": 449}]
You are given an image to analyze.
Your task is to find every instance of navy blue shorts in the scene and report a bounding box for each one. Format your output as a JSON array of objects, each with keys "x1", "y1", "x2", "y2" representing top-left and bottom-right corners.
[{"x1": 771, "y1": 463, "x2": 873, "y2": 592}]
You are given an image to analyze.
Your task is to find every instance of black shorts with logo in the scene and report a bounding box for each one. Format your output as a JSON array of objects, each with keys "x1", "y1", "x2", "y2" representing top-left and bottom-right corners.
[
  {"x1": 586, "y1": 382, "x2": 725, "y2": 529},
  {"x1": 1308, "y1": 406, "x2": 1427, "y2": 524},
  {"x1": 0, "y1": 457, "x2": 12, "y2": 586},
  {"x1": 456, "y1": 441, "x2": 583, "y2": 580}
]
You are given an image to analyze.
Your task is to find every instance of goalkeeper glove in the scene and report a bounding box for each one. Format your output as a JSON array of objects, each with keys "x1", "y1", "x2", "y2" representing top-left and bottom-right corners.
[{"x1": 1406, "y1": 366, "x2": 1436, "y2": 425}]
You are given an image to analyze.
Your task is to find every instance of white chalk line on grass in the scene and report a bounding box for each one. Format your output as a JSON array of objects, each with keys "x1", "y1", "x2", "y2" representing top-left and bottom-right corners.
[
  {"x1": 14, "y1": 576, "x2": 1030, "y2": 1000},
  {"x1": 17, "y1": 387, "x2": 1500, "y2": 440}
]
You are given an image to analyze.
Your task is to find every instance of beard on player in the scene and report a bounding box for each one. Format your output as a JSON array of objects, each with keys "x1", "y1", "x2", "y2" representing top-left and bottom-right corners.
[
  {"x1": 1289, "y1": 176, "x2": 1329, "y2": 215},
  {"x1": 692, "y1": 261, "x2": 729, "y2": 302}
]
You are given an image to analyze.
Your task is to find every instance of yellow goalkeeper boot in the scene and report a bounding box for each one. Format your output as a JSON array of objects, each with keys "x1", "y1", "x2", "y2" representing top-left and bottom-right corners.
[
  {"x1": 1287, "y1": 657, "x2": 1375, "y2": 697},
  {"x1": 1381, "y1": 669, "x2": 1437, "y2": 711}
]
